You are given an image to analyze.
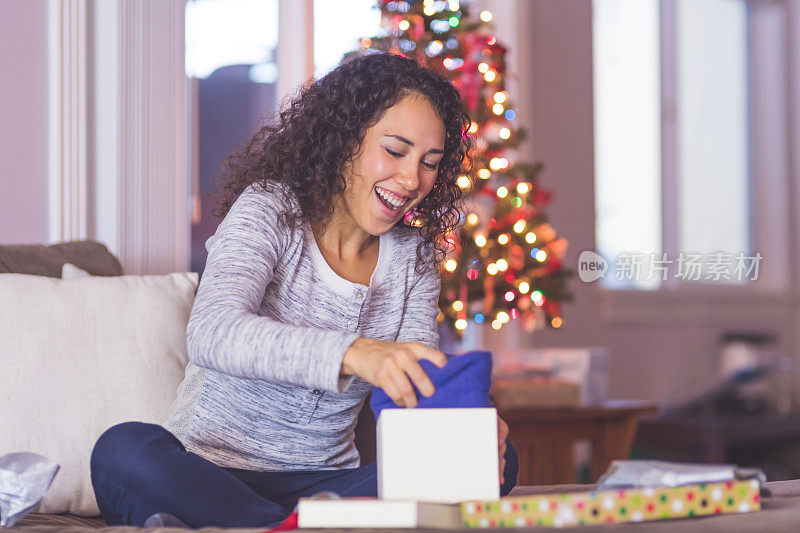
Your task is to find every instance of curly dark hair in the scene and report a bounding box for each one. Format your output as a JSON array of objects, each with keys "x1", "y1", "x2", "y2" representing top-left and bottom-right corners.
[{"x1": 213, "y1": 51, "x2": 472, "y2": 269}]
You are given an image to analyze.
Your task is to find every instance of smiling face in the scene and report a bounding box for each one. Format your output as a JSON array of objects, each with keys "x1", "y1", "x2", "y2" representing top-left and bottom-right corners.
[{"x1": 336, "y1": 92, "x2": 447, "y2": 237}]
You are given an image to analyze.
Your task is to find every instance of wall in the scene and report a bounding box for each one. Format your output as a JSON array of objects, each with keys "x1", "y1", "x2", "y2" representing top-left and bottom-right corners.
[
  {"x1": 0, "y1": 0, "x2": 49, "y2": 244},
  {"x1": 1, "y1": 0, "x2": 191, "y2": 273}
]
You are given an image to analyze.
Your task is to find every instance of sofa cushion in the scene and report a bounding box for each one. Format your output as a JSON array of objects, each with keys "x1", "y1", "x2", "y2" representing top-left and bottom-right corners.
[
  {"x1": 0, "y1": 272, "x2": 198, "y2": 516},
  {"x1": 0, "y1": 241, "x2": 122, "y2": 277}
]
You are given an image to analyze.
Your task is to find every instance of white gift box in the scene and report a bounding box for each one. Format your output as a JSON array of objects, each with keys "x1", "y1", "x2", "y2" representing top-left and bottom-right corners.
[{"x1": 376, "y1": 407, "x2": 499, "y2": 503}]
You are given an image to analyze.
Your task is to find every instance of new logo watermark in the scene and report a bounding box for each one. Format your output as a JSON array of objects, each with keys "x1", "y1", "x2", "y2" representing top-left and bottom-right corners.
[
  {"x1": 578, "y1": 251, "x2": 608, "y2": 282},
  {"x1": 578, "y1": 251, "x2": 763, "y2": 283}
]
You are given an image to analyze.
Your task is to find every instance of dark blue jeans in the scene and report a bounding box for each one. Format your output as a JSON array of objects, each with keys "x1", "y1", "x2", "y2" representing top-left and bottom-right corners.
[{"x1": 90, "y1": 421, "x2": 518, "y2": 528}]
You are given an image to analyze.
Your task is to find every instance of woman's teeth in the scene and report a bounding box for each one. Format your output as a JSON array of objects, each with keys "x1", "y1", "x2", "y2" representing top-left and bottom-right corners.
[{"x1": 376, "y1": 187, "x2": 407, "y2": 210}]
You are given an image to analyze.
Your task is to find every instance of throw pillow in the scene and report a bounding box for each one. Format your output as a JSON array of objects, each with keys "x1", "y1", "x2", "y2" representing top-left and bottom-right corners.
[
  {"x1": 0, "y1": 272, "x2": 198, "y2": 516},
  {"x1": 61, "y1": 263, "x2": 91, "y2": 279},
  {"x1": 0, "y1": 241, "x2": 123, "y2": 277}
]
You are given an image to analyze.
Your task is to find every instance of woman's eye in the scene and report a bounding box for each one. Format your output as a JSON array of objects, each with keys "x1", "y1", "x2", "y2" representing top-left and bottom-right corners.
[{"x1": 385, "y1": 148, "x2": 438, "y2": 170}]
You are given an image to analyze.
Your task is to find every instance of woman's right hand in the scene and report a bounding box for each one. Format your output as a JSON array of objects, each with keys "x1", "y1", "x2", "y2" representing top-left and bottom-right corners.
[{"x1": 341, "y1": 338, "x2": 447, "y2": 408}]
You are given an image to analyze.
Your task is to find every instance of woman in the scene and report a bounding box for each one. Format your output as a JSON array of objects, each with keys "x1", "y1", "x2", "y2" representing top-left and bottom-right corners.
[{"x1": 90, "y1": 51, "x2": 517, "y2": 529}]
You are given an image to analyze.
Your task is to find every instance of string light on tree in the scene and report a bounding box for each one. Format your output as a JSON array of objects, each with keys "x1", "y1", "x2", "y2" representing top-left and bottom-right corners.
[{"x1": 357, "y1": 0, "x2": 572, "y2": 336}]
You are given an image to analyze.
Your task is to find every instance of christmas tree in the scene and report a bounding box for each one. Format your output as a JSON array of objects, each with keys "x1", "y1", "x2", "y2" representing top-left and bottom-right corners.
[{"x1": 354, "y1": 0, "x2": 572, "y2": 336}]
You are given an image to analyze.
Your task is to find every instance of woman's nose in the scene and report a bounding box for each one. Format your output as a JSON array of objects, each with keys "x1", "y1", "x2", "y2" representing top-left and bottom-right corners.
[{"x1": 397, "y1": 164, "x2": 420, "y2": 192}]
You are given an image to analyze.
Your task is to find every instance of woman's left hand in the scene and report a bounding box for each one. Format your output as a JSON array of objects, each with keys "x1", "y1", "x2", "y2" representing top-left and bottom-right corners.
[{"x1": 498, "y1": 415, "x2": 509, "y2": 485}]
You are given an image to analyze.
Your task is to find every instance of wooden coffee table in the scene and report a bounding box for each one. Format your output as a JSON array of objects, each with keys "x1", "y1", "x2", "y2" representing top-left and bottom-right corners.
[{"x1": 499, "y1": 400, "x2": 658, "y2": 485}]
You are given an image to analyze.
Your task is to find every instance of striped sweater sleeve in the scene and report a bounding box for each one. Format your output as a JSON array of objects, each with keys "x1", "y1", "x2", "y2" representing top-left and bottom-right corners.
[
  {"x1": 395, "y1": 254, "x2": 441, "y2": 350},
  {"x1": 185, "y1": 184, "x2": 360, "y2": 393}
]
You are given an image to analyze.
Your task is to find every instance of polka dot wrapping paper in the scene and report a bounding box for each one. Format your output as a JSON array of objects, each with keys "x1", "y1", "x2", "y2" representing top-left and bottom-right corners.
[{"x1": 460, "y1": 479, "x2": 761, "y2": 528}]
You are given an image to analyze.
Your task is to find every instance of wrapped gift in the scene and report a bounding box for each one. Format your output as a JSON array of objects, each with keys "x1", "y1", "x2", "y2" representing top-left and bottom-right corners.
[
  {"x1": 491, "y1": 379, "x2": 582, "y2": 409},
  {"x1": 460, "y1": 479, "x2": 761, "y2": 528},
  {"x1": 493, "y1": 347, "x2": 608, "y2": 405}
]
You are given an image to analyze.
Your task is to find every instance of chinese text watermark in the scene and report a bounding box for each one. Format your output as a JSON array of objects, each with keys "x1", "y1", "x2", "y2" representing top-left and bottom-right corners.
[{"x1": 578, "y1": 250, "x2": 762, "y2": 283}]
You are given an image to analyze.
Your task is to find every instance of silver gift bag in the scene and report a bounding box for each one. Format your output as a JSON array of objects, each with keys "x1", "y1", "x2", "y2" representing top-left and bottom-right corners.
[{"x1": 0, "y1": 452, "x2": 60, "y2": 527}]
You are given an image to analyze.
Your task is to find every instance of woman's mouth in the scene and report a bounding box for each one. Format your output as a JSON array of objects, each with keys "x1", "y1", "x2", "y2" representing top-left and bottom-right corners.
[{"x1": 375, "y1": 186, "x2": 409, "y2": 214}]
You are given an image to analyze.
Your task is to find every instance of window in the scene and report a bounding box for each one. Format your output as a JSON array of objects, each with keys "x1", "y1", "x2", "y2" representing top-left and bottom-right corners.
[
  {"x1": 675, "y1": 0, "x2": 750, "y2": 257},
  {"x1": 314, "y1": 0, "x2": 382, "y2": 77},
  {"x1": 185, "y1": 0, "x2": 280, "y2": 274},
  {"x1": 592, "y1": 0, "x2": 662, "y2": 289},
  {"x1": 185, "y1": 0, "x2": 279, "y2": 82},
  {"x1": 593, "y1": 0, "x2": 753, "y2": 289}
]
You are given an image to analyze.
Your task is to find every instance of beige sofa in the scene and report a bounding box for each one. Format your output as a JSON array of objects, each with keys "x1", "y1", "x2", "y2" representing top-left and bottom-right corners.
[{"x1": 3, "y1": 241, "x2": 798, "y2": 531}]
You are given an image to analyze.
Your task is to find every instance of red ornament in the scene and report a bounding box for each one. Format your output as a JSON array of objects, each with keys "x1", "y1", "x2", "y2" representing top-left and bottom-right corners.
[
  {"x1": 532, "y1": 186, "x2": 554, "y2": 206},
  {"x1": 544, "y1": 257, "x2": 562, "y2": 274},
  {"x1": 408, "y1": 15, "x2": 426, "y2": 41},
  {"x1": 543, "y1": 300, "x2": 560, "y2": 317},
  {"x1": 457, "y1": 33, "x2": 488, "y2": 112}
]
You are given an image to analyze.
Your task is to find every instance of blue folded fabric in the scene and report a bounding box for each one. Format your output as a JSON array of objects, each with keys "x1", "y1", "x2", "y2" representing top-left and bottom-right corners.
[{"x1": 370, "y1": 350, "x2": 493, "y2": 419}]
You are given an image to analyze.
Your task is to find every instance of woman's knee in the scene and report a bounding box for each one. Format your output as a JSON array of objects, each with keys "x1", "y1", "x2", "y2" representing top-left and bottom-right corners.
[
  {"x1": 500, "y1": 438, "x2": 519, "y2": 496},
  {"x1": 90, "y1": 422, "x2": 182, "y2": 483}
]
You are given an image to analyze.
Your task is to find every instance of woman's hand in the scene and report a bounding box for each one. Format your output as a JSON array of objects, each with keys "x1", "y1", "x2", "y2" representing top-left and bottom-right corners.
[
  {"x1": 341, "y1": 338, "x2": 447, "y2": 408},
  {"x1": 498, "y1": 415, "x2": 509, "y2": 485}
]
